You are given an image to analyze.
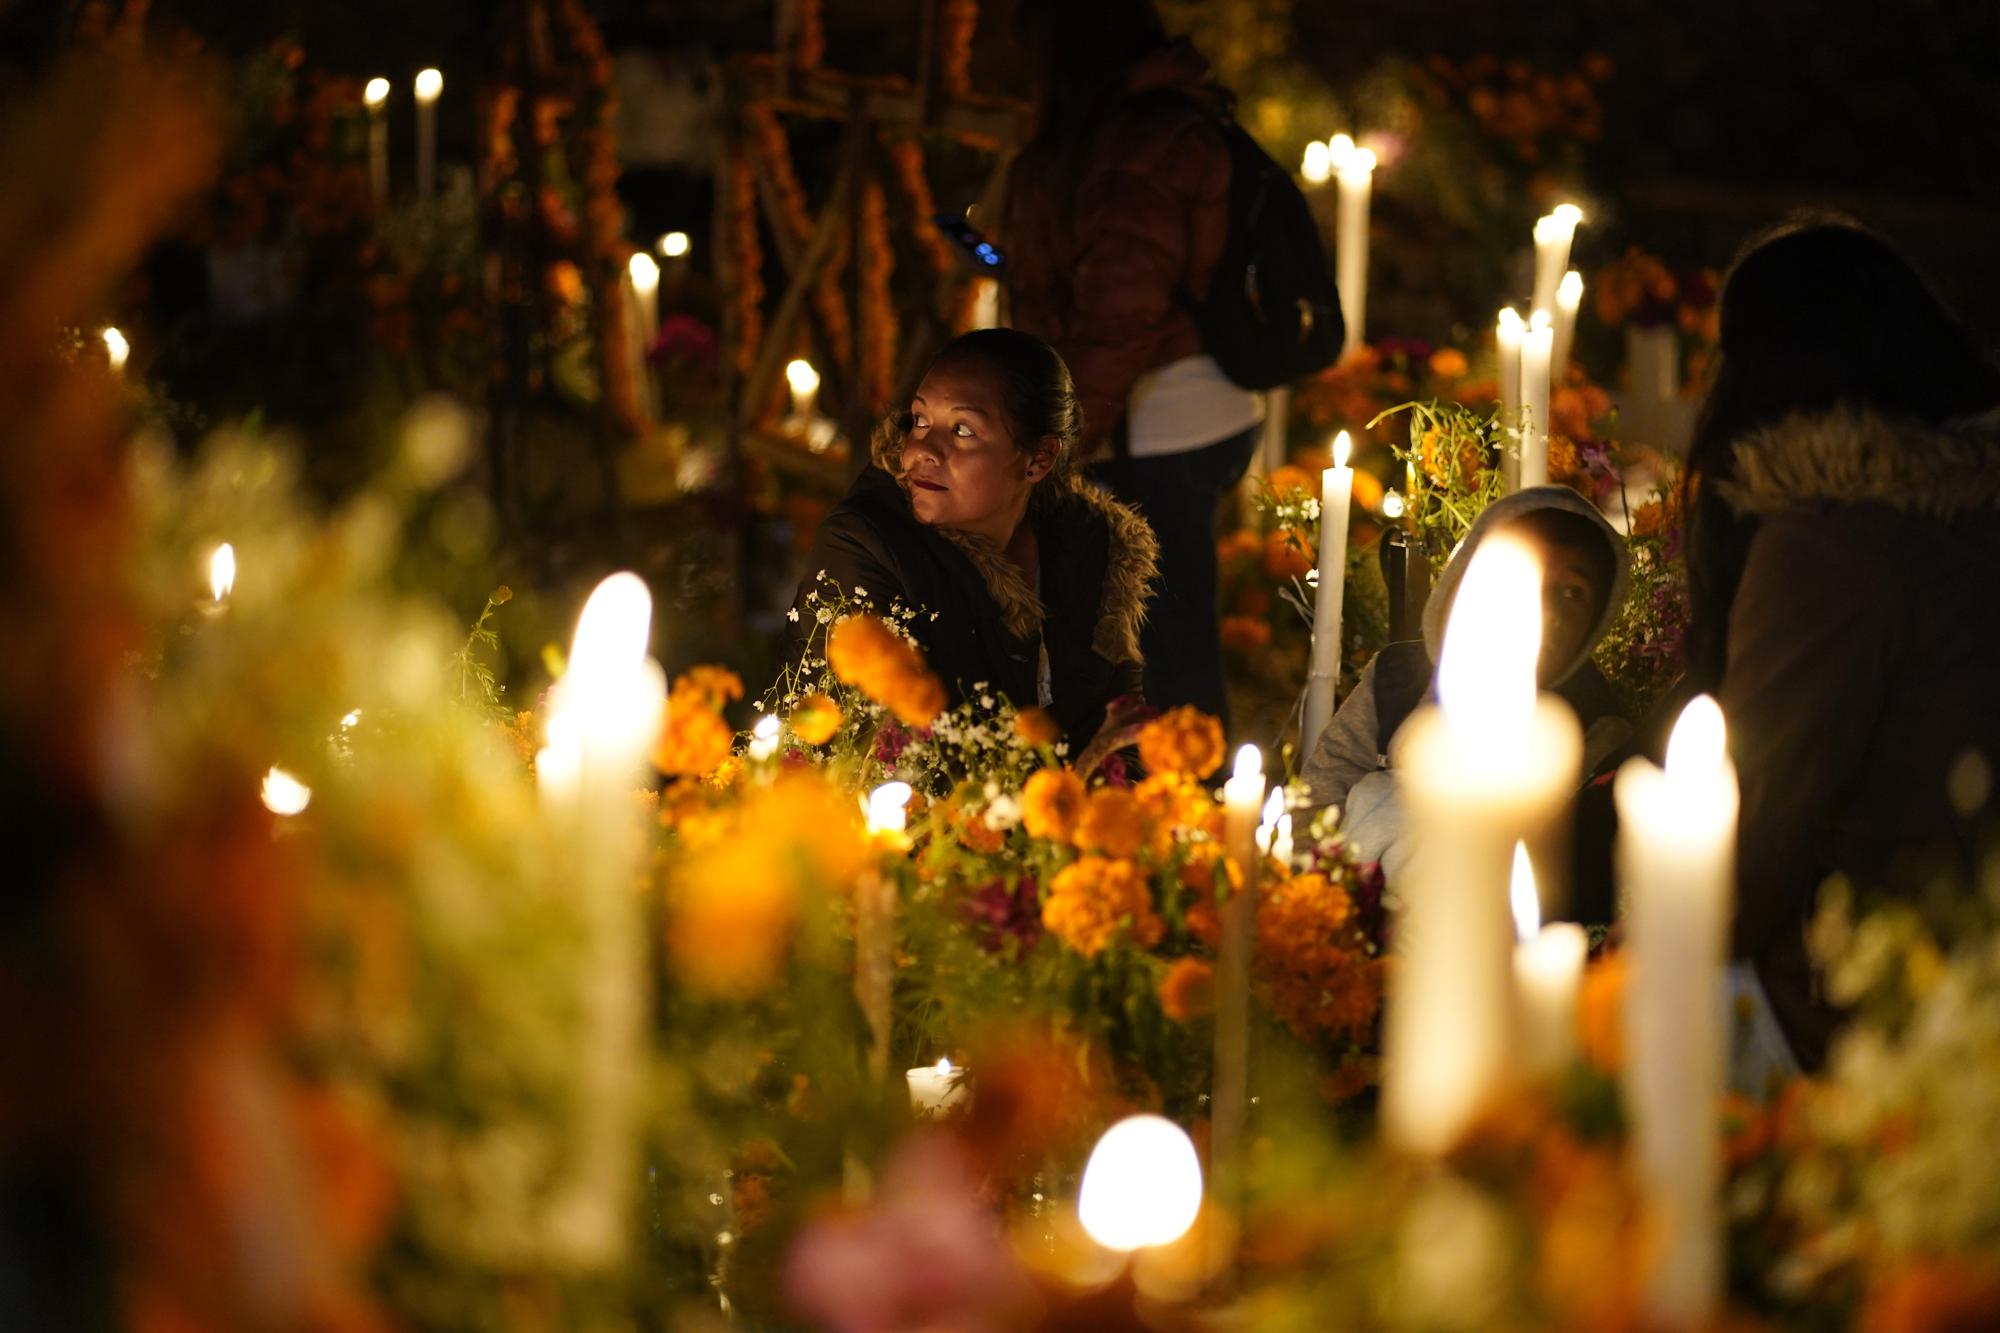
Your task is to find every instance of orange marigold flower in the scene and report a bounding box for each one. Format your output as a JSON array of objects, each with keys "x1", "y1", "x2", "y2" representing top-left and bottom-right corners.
[
  {"x1": 1021, "y1": 767, "x2": 1087, "y2": 842},
  {"x1": 1158, "y1": 957, "x2": 1216, "y2": 1022},
  {"x1": 1220, "y1": 614, "x2": 1272, "y2": 652},
  {"x1": 882, "y1": 668, "x2": 945, "y2": 728},
  {"x1": 1863, "y1": 1261, "x2": 2000, "y2": 1333},
  {"x1": 949, "y1": 799, "x2": 1006, "y2": 854},
  {"x1": 674, "y1": 665, "x2": 745, "y2": 711},
  {"x1": 1263, "y1": 528, "x2": 1314, "y2": 580},
  {"x1": 789, "y1": 691, "x2": 843, "y2": 745},
  {"x1": 1075, "y1": 787, "x2": 1146, "y2": 858},
  {"x1": 1013, "y1": 706, "x2": 1061, "y2": 748},
  {"x1": 1253, "y1": 872, "x2": 1377, "y2": 1042},
  {"x1": 652, "y1": 704, "x2": 734, "y2": 776},
  {"x1": 1042, "y1": 856, "x2": 1163, "y2": 957},
  {"x1": 1137, "y1": 706, "x2": 1226, "y2": 780},
  {"x1": 1428, "y1": 347, "x2": 1470, "y2": 379},
  {"x1": 667, "y1": 840, "x2": 796, "y2": 995},
  {"x1": 1217, "y1": 528, "x2": 1263, "y2": 565},
  {"x1": 1578, "y1": 950, "x2": 1626, "y2": 1074},
  {"x1": 1265, "y1": 464, "x2": 1314, "y2": 499},
  {"x1": 828, "y1": 614, "x2": 946, "y2": 726}
]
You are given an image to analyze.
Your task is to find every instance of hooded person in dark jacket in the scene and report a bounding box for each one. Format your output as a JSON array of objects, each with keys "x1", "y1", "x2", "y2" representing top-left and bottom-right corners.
[
  {"x1": 1300, "y1": 485, "x2": 1632, "y2": 876},
  {"x1": 789, "y1": 330, "x2": 1159, "y2": 748},
  {"x1": 1679, "y1": 219, "x2": 2000, "y2": 1073},
  {"x1": 1002, "y1": 0, "x2": 1259, "y2": 725}
]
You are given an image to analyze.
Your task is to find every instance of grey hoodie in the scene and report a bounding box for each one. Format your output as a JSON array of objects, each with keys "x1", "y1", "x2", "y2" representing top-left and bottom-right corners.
[{"x1": 1301, "y1": 486, "x2": 1632, "y2": 868}]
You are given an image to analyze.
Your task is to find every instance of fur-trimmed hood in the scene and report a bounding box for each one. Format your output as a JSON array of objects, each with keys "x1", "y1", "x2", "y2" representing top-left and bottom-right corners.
[
  {"x1": 1720, "y1": 404, "x2": 2000, "y2": 518},
  {"x1": 868, "y1": 418, "x2": 1160, "y2": 663}
]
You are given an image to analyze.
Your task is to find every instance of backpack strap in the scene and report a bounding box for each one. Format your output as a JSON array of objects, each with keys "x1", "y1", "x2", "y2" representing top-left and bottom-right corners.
[{"x1": 1368, "y1": 639, "x2": 1436, "y2": 759}]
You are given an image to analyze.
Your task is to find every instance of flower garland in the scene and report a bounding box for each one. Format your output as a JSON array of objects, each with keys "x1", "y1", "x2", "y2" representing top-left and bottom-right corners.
[
  {"x1": 936, "y1": 0, "x2": 979, "y2": 99},
  {"x1": 887, "y1": 138, "x2": 955, "y2": 278},
  {"x1": 792, "y1": 0, "x2": 825, "y2": 71},
  {"x1": 746, "y1": 100, "x2": 853, "y2": 380},
  {"x1": 858, "y1": 178, "x2": 896, "y2": 411},
  {"x1": 726, "y1": 147, "x2": 765, "y2": 376}
]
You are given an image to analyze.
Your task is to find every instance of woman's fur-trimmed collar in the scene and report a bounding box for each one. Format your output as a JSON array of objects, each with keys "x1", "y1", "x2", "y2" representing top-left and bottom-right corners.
[
  {"x1": 869, "y1": 418, "x2": 1160, "y2": 662},
  {"x1": 1721, "y1": 404, "x2": 2000, "y2": 518}
]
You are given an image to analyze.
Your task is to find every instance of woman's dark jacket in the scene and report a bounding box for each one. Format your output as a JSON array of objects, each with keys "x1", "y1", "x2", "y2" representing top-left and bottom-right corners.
[
  {"x1": 1717, "y1": 405, "x2": 2000, "y2": 1069},
  {"x1": 789, "y1": 444, "x2": 1159, "y2": 745}
]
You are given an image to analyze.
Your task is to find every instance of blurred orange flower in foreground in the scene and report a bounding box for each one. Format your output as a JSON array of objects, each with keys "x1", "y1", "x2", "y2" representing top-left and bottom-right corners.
[
  {"x1": 1137, "y1": 706, "x2": 1226, "y2": 780},
  {"x1": 828, "y1": 613, "x2": 945, "y2": 727},
  {"x1": 1158, "y1": 957, "x2": 1216, "y2": 1022}
]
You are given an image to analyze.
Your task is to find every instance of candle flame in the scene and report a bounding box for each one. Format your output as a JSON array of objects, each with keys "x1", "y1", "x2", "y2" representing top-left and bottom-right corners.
[
  {"x1": 1332, "y1": 429, "x2": 1352, "y2": 469},
  {"x1": 1510, "y1": 842, "x2": 1540, "y2": 941},
  {"x1": 209, "y1": 542, "x2": 236, "y2": 602},
  {"x1": 414, "y1": 68, "x2": 443, "y2": 102},
  {"x1": 1077, "y1": 1115, "x2": 1204, "y2": 1253},
  {"x1": 785, "y1": 358, "x2": 820, "y2": 396},
  {"x1": 1327, "y1": 132, "x2": 1355, "y2": 166},
  {"x1": 1558, "y1": 269, "x2": 1584, "y2": 308},
  {"x1": 1436, "y1": 534, "x2": 1542, "y2": 739},
  {"x1": 1348, "y1": 147, "x2": 1378, "y2": 174},
  {"x1": 658, "y1": 230, "x2": 690, "y2": 258},
  {"x1": 627, "y1": 251, "x2": 659, "y2": 290},
  {"x1": 753, "y1": 715, "x2": 780, "y2": 741},
  {"x1": 1529, "y1": 308, "x2": 1552, "y2": 333},
  {"x1": 102, "y1": 326, "x2": 130, "y2": 371},
  {"x1": 1301, "y1": 140, "x2": 1331, "y2": 184},
  {"x1": 936, "y1": 1057, "x2": 952, "y2": 1075},
  {"x1": 865, "y1": 781, "x2": 913, "y2": 835},
  {"x1": 261, "y1": 766, "x2": 311, "y2": 816},
  {"x1": 1666, "y1": 693, "x2": 1728, "y2": 785},
  {"x1": 1260, "y1": 787, "x2": 1285, "y2": 830},
  {"x1": 1497, "y1": 306, "x2": 1524, "y2": 342},
  {"x1": 340, "y1": 709, "x2": 361, "y2": 729},
  {"x1": 1552, "y1": 202, "x2": 1584, "y2": 226},
  {"x1": 363, "y1": 77, "x2": 390, "y2": 107},
  {"x1": 557, "y1": 572, "x2": 662, "y2": 757},
  {"x1": 1232, "y1": 743, "x2": 1262, "y2": 785},
  {"x1": 1380, "y1": 489, "x2": 1405, "y2": 519}
]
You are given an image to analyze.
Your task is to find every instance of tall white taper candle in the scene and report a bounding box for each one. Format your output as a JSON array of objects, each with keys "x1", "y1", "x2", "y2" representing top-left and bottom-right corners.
[{"x1": 1302, "y1": 430, "x2": 1355, "y2": 755}]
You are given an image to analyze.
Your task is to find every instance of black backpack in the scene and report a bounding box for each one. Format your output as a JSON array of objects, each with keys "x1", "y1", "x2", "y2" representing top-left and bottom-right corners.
[{"x1": 1191, "y1": 119, "x2": 1346, "y2": 390}]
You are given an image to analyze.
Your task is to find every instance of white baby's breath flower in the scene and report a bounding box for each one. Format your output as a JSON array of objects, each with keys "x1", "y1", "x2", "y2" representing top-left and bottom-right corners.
[
  {"x1": 982, "y1": 793, "x2": 1022, "y2": 831},
  {"x1": 816, "y1": 607, "x2": 832, "y2": 624},
  {"x1": 854, "y1": 586, "x2": 869, "y2": 597},
  {"x1": 787, "y1": 607, "x2": 800, "y2": 621}
]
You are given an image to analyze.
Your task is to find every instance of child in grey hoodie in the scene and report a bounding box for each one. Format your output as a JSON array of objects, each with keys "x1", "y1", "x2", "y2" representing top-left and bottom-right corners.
[{"x1": 1301, "y1": 486, "x2": 1631, "y2": 874}]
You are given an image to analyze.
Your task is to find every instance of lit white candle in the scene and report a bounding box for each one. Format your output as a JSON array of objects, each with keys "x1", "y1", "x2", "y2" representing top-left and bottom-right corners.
[
  {"x1": 747, "y1": 713, "x2": 780, "y2": 763},
  {"x1": 1510, "y1": 844, "x2": 1586, "y2": 1077},
  {"x1": 1518, "y1": 310, "x2": 1554, "y2": 489},
  {"x1": 536, "y1": 573, "x2": 664, "y2": 1259},
  {"x1": 1213, "y1": 744, "x2": 1265, "y2": 1196},
  {"x1": 856, "y1": 781, "x2": 910, "y2": 1080},
  {"x1": 627, "y1": 252, "x2": 660, "y2": 340},
  {"x1": 1383, "y1": 537, "x2": 1582, "y2": 1155},
  {"x1": 1078, "y1": 1115, "x2": 1204, "y2": 1253},
  {"x1": 786, "y1": 357, "x2": 820, "y2": 421},
  {"x1": 260, "y1": 765, "x2": 312, "y2": 816},
  {"x1": 1329, "y1": 135, "x2": 1375, "y2": 358},
  {"x1": 905, "y1": 1056, "x2": 968, "y2": 1116},
  {"x1": 657, "y1": 230, "x2": 690, "y2": 260},
  {"x1": 364, "y1": 77, "x2": 390, "y2": 205},
  {"x1": 1303, "y1": 430, "x2": 1355, "y2": 753},
  {"x1": 102, "y1": 326, "x2": 130, "y2": 377},
  {"x1": 1300, "y1": 139, "x2": 1331, "y2": 186},
  {"x1": 208, "y1": 541, "x2": 236, "y2": 606},
  {"x1": 413, "y1": 67, "x2": 442, "y2": 203},
  {"x1": 1552, "y1": 269, "x2": 1583, "y2": 380},
  {"x1": 1495, "y1": 307, "x2": 1524, "y2": 490},
  {"x1": 1615, "y1": 695, "x2": 1737, "y2": 1329},
  {"x1": 1531, "y1": 203, "x2": 1582, "y2": 323}
]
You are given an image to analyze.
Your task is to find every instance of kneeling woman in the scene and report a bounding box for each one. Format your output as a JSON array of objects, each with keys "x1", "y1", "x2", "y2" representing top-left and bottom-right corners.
[{"x1": 791, "y1": 329, "x2": 1158, "y2": 745}]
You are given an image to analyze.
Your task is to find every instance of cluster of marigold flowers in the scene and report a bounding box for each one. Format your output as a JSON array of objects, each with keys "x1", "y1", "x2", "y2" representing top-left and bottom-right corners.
[
  {"x1": 651, "y1": 665, "x2": 745, "y2": 777},
  {"x1": 826, "y1": 613, "x2": 945, "y2": 727},
  {"x1": 1592, "y1": 246, "x2": 1721, "y2": 343},
  {"x1": 1024, "y1": 707, "x2": 1227, "y2": 961}
]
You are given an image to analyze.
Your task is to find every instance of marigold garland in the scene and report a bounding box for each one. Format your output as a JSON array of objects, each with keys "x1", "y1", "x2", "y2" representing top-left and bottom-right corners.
[
  {"x1": 888, "y1": 138, "x2": 956, "y2": 278},
  {"x1": 727, "y1": 147, "x2": 765, "y2": 376},
  {"x1": 936, "y1": 0, "x2": 979, "y2": 99},
  {"x1": 791, "y1": 0, "x2": 825, "y2": 70},
  {"x1": 858, "y1": 178, "x2": 896, "y2": 411}
]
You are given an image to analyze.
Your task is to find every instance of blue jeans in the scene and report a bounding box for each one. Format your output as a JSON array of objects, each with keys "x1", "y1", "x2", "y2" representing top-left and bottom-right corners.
[{"x1": 1089, "y1": 425, "x2": 1260, "y2": 729}]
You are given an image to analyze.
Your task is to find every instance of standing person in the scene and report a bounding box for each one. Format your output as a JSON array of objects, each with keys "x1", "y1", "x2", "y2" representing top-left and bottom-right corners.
[
  {"x1": 1682, "y1": 217, "x2": 2000, "y2": 1073},
  {"x1": 1002, "y1": 0, "x2": 1257, "y2": 726}
]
